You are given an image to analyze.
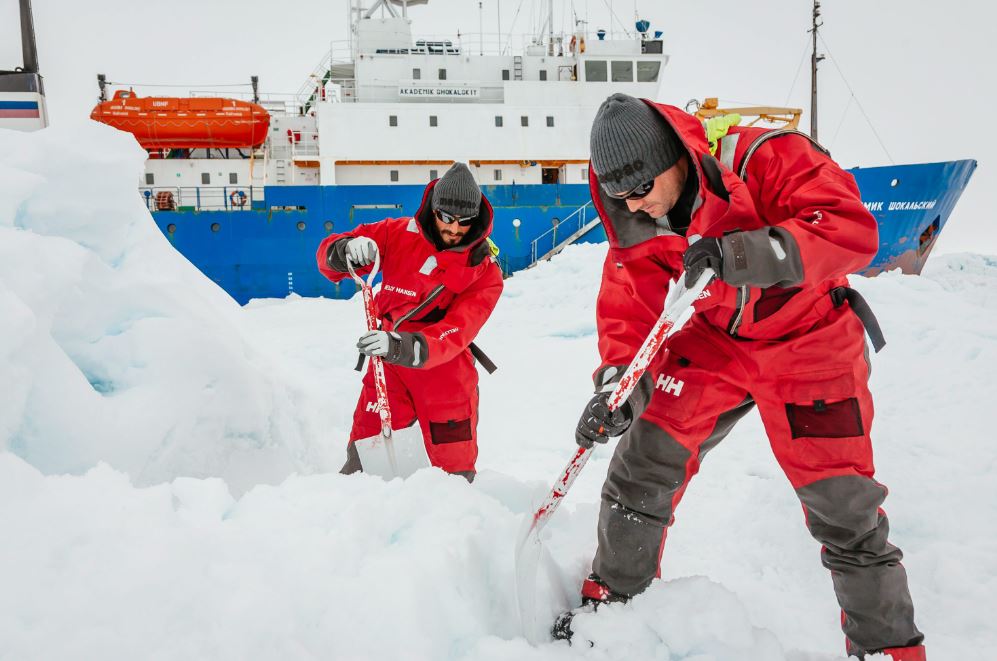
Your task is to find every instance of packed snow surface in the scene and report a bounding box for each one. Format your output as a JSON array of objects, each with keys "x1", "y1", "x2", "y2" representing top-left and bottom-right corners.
[{"x1": 2, "y1": 124, "x2": 995, "y2": 660}]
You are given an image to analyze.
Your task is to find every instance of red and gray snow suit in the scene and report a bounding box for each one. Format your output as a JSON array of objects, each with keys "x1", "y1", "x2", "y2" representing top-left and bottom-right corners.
[
  {"x1": 588, "y1": 101, "x2": 924, "y2": 658},
  {"x1": 316, "y1": 180, "x2": 503, "y2": 476}
]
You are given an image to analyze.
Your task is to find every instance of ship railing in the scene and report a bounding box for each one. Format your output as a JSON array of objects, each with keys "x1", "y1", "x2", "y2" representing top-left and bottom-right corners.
[
  {"x1": 372, "y1": 30, "x2": 638, "y2": 57},
  {"x1": 356, "y1": 28, "x2": 648, "y2": 58},
  {"x1": 295, "y1": 42, "x2": 354, "y2": 109},
  {"x1": 189, "y1": 90, "x2": 313, "y2": 116},
  {"x1": 528, "y1": 201, "x2": 596, "y2": 266},
  {"x1": 140, "y1": 186, "x2": 261, "y2": 213},
  {"x1": 268, "y1": 131, "x2": 321, "y2": 160}
]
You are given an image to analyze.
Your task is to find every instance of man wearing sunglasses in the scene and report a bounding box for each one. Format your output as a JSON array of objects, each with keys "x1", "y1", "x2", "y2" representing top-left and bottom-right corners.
[
  {"x1": 554, "y1": 94, "x2": 924, "y2": 660},
  {"x1": 316, "y1": 162, "x2": 503, "y2": 480}
]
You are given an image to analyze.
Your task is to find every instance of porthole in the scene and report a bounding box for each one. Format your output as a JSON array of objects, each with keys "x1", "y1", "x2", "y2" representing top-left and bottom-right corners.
[
  {"x1": 166, "y1": 223, "x2": 177, "y2": 234},
  {"x1": 890, "y1": 178, "x2": 900, "y2": 187},
  {"x1": 211, "y1": 222, "x2": 220, "y2": 232},
  {"x1": 324, "y1": 221, "x2": 334, "y2": 231},
  {"x1": 297, "y1": 221, "x2": 306, "y2": 231}
]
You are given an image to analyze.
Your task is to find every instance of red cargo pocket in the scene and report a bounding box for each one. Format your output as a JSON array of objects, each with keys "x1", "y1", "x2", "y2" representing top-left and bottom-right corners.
[
  {"x1": 785, "y1": 398, "x2": 863, "y2": 439},
  {"x1": 778, "y1": 368, "x2": 863, "y2": 439},
  {"x1": 429, "y1": 418, "x2": 473, "y2": 444}
]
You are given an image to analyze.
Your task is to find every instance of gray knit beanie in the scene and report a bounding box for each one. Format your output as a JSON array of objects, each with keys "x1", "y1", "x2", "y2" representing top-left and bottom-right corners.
[
  {"x1": 432, "y1": 162, "x2": 481, "y2": 218},
  {"x1": 590, "y1": 93, "x2": 683, "y2": 193}
]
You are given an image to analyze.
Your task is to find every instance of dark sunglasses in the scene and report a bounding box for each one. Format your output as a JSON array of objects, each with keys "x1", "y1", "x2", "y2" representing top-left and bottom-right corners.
[
  {"x1": 605, "y1": 178, "x2": 655, "y2": 201},
  {"x1": 436, "y1": 209, "x2": 476, "y2": 226}
]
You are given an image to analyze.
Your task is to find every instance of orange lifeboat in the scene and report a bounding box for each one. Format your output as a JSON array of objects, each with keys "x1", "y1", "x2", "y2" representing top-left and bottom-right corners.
[{"x1": 90, "y1": 90, "x2": 270, "y2": 150}]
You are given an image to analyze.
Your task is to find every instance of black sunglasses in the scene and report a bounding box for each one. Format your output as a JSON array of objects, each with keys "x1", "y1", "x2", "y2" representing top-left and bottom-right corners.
[
  {"x1": 605, "y1": 178, "x2": 655, "y2": 201},
  {"x1": 436, "y1": 209, "x2": 476, "y2": 226}
]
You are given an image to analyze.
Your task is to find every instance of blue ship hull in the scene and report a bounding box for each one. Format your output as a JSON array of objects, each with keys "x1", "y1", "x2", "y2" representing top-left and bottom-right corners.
[{"x1": 151, "y1": 160, "x2": 976, "y2": 304}]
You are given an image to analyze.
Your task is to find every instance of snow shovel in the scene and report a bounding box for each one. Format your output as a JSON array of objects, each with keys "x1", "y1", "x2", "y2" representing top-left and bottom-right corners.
[
  {"x1": 514, "y1": 267, "x2": 715, "y2": 643},
  {"x1": 348, "y1": 255, "x2": 432, "y2": 479}
]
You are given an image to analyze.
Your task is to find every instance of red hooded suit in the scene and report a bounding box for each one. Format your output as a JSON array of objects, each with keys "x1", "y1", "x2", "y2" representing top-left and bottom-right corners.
[
  {"x1": 317, "y1": 180, "x2": 503, "y2": 476},
  {"x1": 587, "y1": 102, "x2": 923, "y2": 659}
]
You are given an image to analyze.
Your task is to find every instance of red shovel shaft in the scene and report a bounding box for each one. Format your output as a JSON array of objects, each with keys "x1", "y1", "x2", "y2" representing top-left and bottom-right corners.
[{"x1": 526, "y1": 267, "x2": 714, "y2": 535}]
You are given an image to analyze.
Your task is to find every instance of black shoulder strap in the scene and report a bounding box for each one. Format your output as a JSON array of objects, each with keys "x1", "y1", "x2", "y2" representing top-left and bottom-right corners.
[
  {"x1": 699, "y1": 153, "x2": 730, "y2": 202},
  {"x1": 737, "y1": 129, "x2": 830, "y2": 182},
  {"x1": 469, "y1": 342, "x2": 497, "y2": 374}
]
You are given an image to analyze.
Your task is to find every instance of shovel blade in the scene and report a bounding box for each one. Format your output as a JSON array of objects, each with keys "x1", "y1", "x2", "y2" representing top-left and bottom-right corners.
[
  {"x1": 514, "y1": 514, "x2": 544, "y2": 643},
  {"x1": 354, "y1": 424, "x2": 431, "y2": 479}
]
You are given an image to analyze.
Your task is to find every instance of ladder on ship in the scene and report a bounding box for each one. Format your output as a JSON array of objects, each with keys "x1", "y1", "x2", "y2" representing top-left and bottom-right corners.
[{"x1": 526, "y1": 201, "x2": 600, "y2": 268}]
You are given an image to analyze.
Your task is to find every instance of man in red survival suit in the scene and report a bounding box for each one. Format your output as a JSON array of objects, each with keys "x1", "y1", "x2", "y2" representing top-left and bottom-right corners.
[
  {"x1": 552, "y1": 94, "x2": 925, "y2": 661},
  {"x1": 316, "y1": 163, "x2": 503, "y2": 481}
]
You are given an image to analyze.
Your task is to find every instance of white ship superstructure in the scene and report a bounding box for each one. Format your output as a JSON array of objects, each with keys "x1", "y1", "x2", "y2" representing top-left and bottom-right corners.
[{"x1": 142, "y1": 0, "x2": 668, "y2": 193}]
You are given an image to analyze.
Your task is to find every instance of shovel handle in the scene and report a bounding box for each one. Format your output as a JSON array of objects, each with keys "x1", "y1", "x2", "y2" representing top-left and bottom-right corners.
[{"x1": 346, "y1": 250, "x2": 381, "y2": 290}]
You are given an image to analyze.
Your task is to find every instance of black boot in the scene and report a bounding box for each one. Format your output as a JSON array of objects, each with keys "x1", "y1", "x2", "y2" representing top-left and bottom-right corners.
[{"x1": 552, "y1": 573, "x2": 629, "y2": 643}]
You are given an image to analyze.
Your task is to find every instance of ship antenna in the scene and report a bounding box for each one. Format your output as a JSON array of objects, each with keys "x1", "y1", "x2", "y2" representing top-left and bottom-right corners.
[
  {"x1": 19, "y1": 0, "x2": 40, "y2": 73},
  {"x1": 251, "y1": 75, "x2": 260, "y2": 103},
  {"x1": 809, "y1": 0, "x2": 825, "y2": 140},
  {"x1": 97, "y1": 73, "x2": 107, "y2": 102},
  {"x1": 548, "y1": 0, "x2": 555, "y2": 56}
]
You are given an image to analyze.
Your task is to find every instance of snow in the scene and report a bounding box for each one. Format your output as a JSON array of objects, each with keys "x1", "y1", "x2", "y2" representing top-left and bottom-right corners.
[{"x1": 2, "y1": 123, "x2": 995, "y2": 660}]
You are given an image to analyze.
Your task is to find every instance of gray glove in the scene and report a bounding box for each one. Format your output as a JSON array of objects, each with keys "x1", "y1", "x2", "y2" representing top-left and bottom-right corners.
[
  {"x1": 357, "y1": 330, "x2": 427, "y2": 368},
  {"x1": 575, "y1": 393, "x2": 633, "y2": 449},
  {"x1": 346, "y1": 237, "x2": 378, "y2": 267}
]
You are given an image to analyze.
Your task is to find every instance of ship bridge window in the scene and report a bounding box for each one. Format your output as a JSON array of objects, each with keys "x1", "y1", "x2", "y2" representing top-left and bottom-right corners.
[
  {"x1": 585, "y1": 60, "x2": 608, "y2": 82},
  {"x1": 539, "y1": 70, "x2": 548, "y2": 81},
  {"x1": 201, "y1": 173, "x2": 211, "y2": 185},
  {"x1": 429, "y1": 115, "x2": 438, "y2": 127},
  {"x1": 546, "y1": 116, "x2": 555, "y2": 127},
  {"x1": 389, "y1": 115, "x2": 398, "y2": 127},
  {"x1": 502, "y1": 69, "x2": 510, "y2": 81},
  {"x1": 637, "y1": 61, "x2": 661, "y2": 82},
  {"x1": 413, "y1": 67, "x2": 421, "y2": 80},
  {"x1": 145, "y1": 173, "x2": 154, "y2": 185},
  {"x1": 438, "y1": 68, "x2": 447, "y2": 80},
  {"x1": 495, "y1": 115, "x2": 503, "y2": 127},
  {"x1": 611, "y1": 61, "x2": 634, "y2": 82},
  {"x1": 229, "y1": 173, "x2": 238, "y2": 184}
]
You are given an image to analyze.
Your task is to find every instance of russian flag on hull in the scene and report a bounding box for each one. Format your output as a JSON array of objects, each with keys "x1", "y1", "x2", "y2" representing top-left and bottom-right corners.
[{"x1": 0, "y1": 100, "x2": 41, "y2": 118}]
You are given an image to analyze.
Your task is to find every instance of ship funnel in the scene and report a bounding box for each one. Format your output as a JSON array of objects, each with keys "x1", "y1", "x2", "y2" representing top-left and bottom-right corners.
[{"x1": 19, "y1": 0, "x2": 40, "y2": 73}]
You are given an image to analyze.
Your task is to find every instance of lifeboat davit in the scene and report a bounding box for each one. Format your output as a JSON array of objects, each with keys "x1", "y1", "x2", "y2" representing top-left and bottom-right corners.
[{"x1": 90, "y1": 90, "x2": 270, "y2": 150}]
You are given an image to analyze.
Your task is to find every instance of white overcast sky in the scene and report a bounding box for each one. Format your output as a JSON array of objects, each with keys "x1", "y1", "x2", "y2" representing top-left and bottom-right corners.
[{"x1": 3, "y1": 0, "x2": 993, "y2": 255}]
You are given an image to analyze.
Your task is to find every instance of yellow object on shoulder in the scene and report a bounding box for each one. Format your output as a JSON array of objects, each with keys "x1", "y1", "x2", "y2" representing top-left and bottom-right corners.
[{"x1": 704, "y1": 113, "x2": 742, "y2": 155}]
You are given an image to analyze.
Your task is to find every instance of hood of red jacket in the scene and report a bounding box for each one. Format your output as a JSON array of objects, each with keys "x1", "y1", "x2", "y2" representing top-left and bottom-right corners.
[
  {"x1": 588, "y1": 99, "x2": 731, "y2": 257},
  {"x1": 413, "y1": 177, "x2": 494, "y2": 254}
]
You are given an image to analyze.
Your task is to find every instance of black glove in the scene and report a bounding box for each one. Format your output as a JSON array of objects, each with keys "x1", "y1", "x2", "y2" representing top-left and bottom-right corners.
[
  {"x1": 682, "y1": 237, "x2": 723, "y2": 288},
  {"x1": 575, "y1": 393, "x2": 633, "y2": 449}
]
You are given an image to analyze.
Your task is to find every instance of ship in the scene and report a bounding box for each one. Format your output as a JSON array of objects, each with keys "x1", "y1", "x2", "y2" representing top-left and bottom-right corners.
[
  {"x1": 1, "y1": 0, "x2": 49, "y2": 133},
  {"x1": 87, "y1": 0, "x2": 975, "y2": 304}
]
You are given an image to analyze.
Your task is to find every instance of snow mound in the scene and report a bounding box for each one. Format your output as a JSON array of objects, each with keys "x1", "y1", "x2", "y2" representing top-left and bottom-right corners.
[
  {"x1": 0, "y1": 123, "x2": 339, "y2": 493},
  {"x1": 922, "y1": 252, "x2": 997, "y2": 310}
]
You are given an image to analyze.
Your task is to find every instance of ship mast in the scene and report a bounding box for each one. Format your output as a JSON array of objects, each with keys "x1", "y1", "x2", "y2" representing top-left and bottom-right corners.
[
  {"x1": 20, "y1": 0, "x2": 40, "y2": 73},
  {"x1": 809, "y1": 0, "x2": 824, "y2": 140}
]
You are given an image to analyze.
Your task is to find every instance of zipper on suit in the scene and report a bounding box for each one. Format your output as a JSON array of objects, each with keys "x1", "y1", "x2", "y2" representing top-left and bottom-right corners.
[
  {"x1": 727, "y1": 285, "x2": 748, "y2": 336},
  {"x1": 393, "y1": 284, "x2": 446, "y2": 329}
]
